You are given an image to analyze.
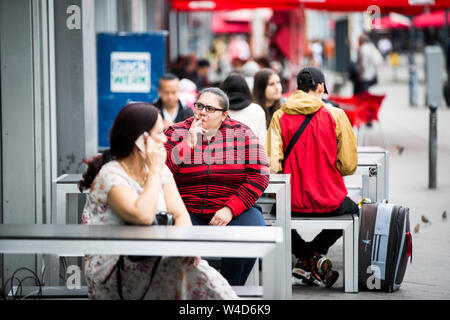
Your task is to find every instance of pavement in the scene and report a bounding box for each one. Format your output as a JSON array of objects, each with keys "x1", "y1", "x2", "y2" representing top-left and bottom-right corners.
[{"x1": 292, "y1": 54, "x2": 450, "y2": 300}]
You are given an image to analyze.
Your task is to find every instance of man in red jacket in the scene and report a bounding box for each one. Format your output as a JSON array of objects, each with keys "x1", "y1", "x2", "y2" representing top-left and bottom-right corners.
[
  {"x1": 164, "y1": 87, "x2": 269, "y2": 286},
  {"x1": 267, "y1": 67, "x2": 358, "y2": 287}
]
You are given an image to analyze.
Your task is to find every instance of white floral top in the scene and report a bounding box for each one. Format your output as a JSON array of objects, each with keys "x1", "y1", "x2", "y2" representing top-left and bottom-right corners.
[
  {"x1": 81, "y1": 160, "x2": 237, "y2": 300},
  {"x1": 81, "y1": 160, "x2": 171, "y2": 226}
]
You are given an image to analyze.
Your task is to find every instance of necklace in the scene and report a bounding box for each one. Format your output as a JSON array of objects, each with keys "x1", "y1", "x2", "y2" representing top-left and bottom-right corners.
[{"x1": 119, "y1": 160, "x2": 148, "y2": 187}]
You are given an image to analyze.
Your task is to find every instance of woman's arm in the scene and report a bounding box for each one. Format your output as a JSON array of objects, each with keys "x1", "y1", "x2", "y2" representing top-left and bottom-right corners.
[
  {"x1": 107, "y1": 134, "x2": 168, "y2": 225},
  {"x1": 163, "y1": 177, "x2": 192, "y2": 226},
  {"x1": 107, "y1": 172, "x2": 162, "y2": 225}
]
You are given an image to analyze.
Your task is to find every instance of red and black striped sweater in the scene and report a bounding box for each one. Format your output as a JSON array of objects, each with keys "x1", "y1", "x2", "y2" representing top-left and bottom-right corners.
[{"x1": 164, "y1": 116, "x2": 270, "y2": 219}]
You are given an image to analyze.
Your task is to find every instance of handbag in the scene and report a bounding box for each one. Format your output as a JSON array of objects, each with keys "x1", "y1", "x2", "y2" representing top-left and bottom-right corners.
[{"x1": 102, "y1": 211, "x2": 174, "y2": 300}]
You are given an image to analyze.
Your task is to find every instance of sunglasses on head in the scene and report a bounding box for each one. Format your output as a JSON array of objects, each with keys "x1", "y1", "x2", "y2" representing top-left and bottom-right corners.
[{"x1": 194, "y1": 102, "x2": 225, "y2": 113}]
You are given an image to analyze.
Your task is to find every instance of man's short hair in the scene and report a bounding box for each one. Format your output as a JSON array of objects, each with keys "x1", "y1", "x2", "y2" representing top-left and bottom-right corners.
[{"x1": 160, "y1": 73, "x2": 179, "y2": 83}]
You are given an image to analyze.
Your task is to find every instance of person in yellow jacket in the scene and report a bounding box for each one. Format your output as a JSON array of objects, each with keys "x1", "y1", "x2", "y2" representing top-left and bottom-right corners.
[{"x1": 266, "y1": 66, "x2": 358, "y2": 287}]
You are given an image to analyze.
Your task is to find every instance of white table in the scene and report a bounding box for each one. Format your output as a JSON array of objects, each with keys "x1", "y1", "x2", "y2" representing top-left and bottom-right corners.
[{"x1": 0, "y1": 224, "x2": 285, "y2": 300}]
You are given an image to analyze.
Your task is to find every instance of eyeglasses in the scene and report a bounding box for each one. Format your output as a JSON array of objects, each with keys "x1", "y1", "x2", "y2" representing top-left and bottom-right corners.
[{"x1": 194, "y1": 102, "x2": 225, "y2": 113}]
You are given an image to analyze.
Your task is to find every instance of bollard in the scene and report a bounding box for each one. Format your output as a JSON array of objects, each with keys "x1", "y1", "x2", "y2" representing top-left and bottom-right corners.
[
  {"x1": 428, "y1": 105, "x2": 437, "y2": 189},
  {"x1": 408, "y1": 65, "x2": 418, "y2": 107},
  {"x1": 408, "y1": 27, "x2": 418, "y2": 107}
]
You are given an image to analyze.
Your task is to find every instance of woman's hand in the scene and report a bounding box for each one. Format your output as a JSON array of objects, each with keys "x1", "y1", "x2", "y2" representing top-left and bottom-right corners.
[
  {"x1": 144, "y1": 132, "x2": 166, "y2": 173},
  {"x1": 209, "y1": 206, "x2": 233, "y2": 226},
  {"x1": 187, "y1": 117, "x2": 205, "y2": 148}
]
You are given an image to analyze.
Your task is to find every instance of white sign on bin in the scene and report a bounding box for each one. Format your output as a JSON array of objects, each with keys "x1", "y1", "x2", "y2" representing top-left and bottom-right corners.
[{"x1": 110, "y1": 52, "x2": 151, "y2": 93}]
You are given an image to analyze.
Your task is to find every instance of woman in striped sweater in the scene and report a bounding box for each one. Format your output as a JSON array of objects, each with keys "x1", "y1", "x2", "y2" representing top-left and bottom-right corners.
[{"x1": 164, "y1": 87, "x2": 270, "y2": 286}]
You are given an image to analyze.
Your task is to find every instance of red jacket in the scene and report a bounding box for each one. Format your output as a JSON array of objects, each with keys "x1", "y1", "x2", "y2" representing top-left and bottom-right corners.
[
  {"x1": 165, "y1": 116, "x2": 270, "y2": 219},
  {"x1": 267, "y1": 90, "x2": 357, "y2": 214}
]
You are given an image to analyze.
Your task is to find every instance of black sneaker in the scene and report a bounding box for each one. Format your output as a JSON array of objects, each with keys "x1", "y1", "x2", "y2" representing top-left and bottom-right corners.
[
  {"x1": 312, "y1": 254, "x2": 339, "y2": 288},
  {"x1": 292, "y1": 258, "x2": 322, "y2": 286},
  {"x1": 323, "y1": 270, "x2": 340, "y2": 288}
]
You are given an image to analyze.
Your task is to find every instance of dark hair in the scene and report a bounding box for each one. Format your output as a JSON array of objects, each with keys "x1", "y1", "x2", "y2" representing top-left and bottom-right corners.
[
  {"x1": 253, "y1": 68, "x2": 281, "y2": 126},
  {"x1": 160, "y1": 73, "x2": 179, "y2": 83},
  {"x1": 79, "y1": 103, "x2": 160, "y2": 191},
  {"x1": 220, "y1": 73, "x2": 253, "y2": 101},
  {"x1": 197, "y1": 87, "x2": 230, "y2": 111},
  {"x1": 297, "y1": 70, "x2": 319, "y2": 93},
  {"x1": 197, "y1": 59, "x2": 210, "y2": 68}
]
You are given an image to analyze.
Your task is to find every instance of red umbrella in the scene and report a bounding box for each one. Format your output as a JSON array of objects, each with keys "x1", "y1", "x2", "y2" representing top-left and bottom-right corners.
[
  {"x1": 372, "y1": 13, "x2": 412, "y2": 30},
  {"x1": 413, "y1": 10, "x2": 450, "y2": 28}
]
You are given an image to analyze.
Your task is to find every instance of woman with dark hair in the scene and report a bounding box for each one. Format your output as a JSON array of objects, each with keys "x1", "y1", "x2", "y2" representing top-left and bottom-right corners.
[
  {"x1": 220, "y1": 73, "x2": 267, "y2": 146},
  {"x1": 165, "y1": 87, "x2": 270, "y2": 286},
  {"x1": 253, "y1": 68, "x2": 285, "y2": 127},
  {"x1": 79, "y1": 102, "x2": 237, "y2": 300}
]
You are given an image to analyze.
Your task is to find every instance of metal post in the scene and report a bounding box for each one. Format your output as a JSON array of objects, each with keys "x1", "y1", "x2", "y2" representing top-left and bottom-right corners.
[
  {"x1": 428, "y1": 105, "x2": 437, "y2": 189},
  {"x1": 408, "y1": 26, "x2": 418, "y2": 107}
]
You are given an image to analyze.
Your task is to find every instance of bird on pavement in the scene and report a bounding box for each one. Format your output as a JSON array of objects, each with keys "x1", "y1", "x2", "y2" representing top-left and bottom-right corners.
[{"x1": 395, "y1": 145, "x2": 405, "y2": 155}]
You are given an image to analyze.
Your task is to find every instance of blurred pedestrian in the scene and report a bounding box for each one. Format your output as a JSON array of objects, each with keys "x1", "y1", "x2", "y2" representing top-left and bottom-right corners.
[
  {"x1": 253, "y1": 68, "x2": 285, "y2": 127},
  {"x1": 240, "y1": 60, "x2": 260, "y2": 91},
  {"x1": 377, "y1": 35, "x2": 393, "y2": 60},
  {"x1": 221, "y1": 73, "x2": 267, "y2": 146},
  {"x1": 192, "y1": 58, "x2": 211, "y2": 90},
  {"x1": 153, "y1": 73, "x2": 194, "y2": 129},
  {"x1": 354, "y1": 33, "x2": 383, "y2": 94}
]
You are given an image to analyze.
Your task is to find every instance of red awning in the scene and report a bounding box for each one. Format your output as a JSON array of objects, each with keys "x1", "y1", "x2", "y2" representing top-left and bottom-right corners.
[
  {"x1": 413, "y1": 10, "x2": 450, "y2": 28},
  {"x1": 169, "y1": 0, "x2": 450, "y2": 14},
  {"x1": 169, "y1": 0, "x2": 300, "y2": 11},
  {"x1": 212, "y1": 12, "x2": 250, "y2": 33},
  {"x1": 301, "y1": 0, "x2": 450, "y2": 14},
  {"x1": 211, "y1": 9, "x2": 273, "y2": 34}
]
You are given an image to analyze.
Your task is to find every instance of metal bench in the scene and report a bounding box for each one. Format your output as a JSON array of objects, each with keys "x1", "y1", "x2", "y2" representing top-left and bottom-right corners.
[{"x1": 0, "y1": 224, "x2": 285, "y2": 299}]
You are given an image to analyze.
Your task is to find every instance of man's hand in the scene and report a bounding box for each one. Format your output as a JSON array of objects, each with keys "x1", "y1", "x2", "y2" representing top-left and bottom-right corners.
[{"x1": 209, "y1": 206, "x2": 233, "y2": 226}]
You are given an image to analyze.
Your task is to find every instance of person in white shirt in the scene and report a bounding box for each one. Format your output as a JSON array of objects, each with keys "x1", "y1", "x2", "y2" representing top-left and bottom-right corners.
[
  {"x1": 356, "y1": 33, "x2": 383, "y2": 93},
  {"x1": 221, "y1": 73, "x2": 267, "y2": 147}
]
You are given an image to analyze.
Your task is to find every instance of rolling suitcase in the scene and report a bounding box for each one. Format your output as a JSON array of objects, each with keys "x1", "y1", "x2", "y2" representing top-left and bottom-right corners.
[{"x1": 359, "y1": 202, "x2": 412, "y2": 292}]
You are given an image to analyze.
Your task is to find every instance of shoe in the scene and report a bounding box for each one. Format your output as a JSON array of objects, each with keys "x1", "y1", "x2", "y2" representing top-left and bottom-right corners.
[
  {"x1": 292, "y1": 275, "x2": 312, "y2": 286},
  {"x1": 312, "y1": 254, "x2": 332, "y2": 277},
  {"x1": 292, "y1": 258, "x2": 322, "y2": 286},
  {"x1": 323, "y1": 270, "x2": 339, "y2": 288},
  {"x1": 311, "y1": 253, "x2": 339, "y2": 288}
]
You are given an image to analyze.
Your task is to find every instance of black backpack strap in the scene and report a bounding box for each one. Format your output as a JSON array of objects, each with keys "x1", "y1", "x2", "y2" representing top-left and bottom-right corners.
[{"x1": 282, "y1": 112, "x2": 316, "y2": 168}]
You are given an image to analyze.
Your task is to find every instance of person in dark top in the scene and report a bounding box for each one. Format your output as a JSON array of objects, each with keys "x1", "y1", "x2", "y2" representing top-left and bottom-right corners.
[
  {"x1": 190, "y1": 59, "x2": 211, "y2": 90},
  {"x1": 153, "y1": 73, "x2": 193, "y2": 129}
]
